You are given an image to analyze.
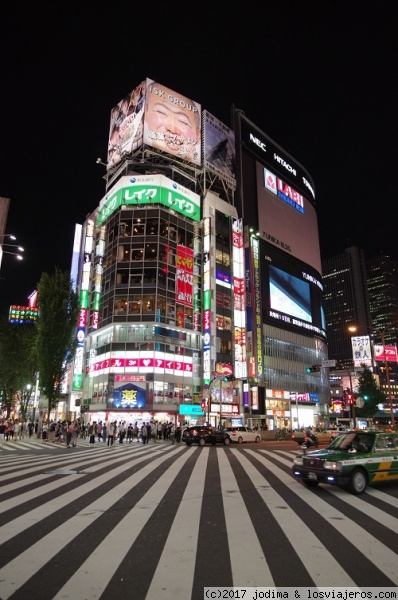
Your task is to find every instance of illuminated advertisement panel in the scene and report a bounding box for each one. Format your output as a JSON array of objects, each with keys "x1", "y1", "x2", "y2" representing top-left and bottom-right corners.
[
  {"x1": 107, "y1": 80, "x2": 145, "y2": 170},
  {"x1": 203, "y1": 111, "x2": 236, "y2": 188},
  {"x1": 98, "y1": 174, "x2": 200, "y2": 224},
  {"x1": 8, "y1": 305, "x2": 39, "y2": 324},
  {"x1": 203, "y1": 218, "x2": 211, "y2": 384},
  {"x1": 232, "y1": 219, "x2": 247, "y2": 379},
  {"x1": 252, "y1": 236, "x2": 263, "y2": 379},
  {"x1": 257, "y1": 163, "x2": 321, "y2": 273},
  {"x1": 374, "y1": 344, "x2": 398, "y2": 363},
  {"x1": 176, "y1": 245, "x2": 193, "y2": 307},
  {"x1": 260, "y1": 241, "x2": 326, "y2": 339},
  {"x1": 144, "y1": 78, "x2": 201, "y2": 167},
  {"x1": 73, "y1": 219, "x2": 94, "y2": 391},
  {"x1": 351, "y1": 336, "x2": 373, "y2": 367}
]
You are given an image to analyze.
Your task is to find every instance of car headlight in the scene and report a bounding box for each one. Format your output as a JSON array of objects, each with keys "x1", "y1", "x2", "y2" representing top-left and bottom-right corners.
[
  {"x1": 293, "y1": 457, "x2": 303, "y2": 465},
  {"x1": 324, "y1": 461, "x2": 342, "y2": 471}
]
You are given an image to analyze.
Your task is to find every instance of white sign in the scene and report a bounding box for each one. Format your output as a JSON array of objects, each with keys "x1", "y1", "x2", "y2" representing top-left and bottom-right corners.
[
  {"x1": 351, "y1": 335, "x2": 373, "y2": 368},
  {"x1": 322, "y1": 360, "x2": 336, "y2": 368}
]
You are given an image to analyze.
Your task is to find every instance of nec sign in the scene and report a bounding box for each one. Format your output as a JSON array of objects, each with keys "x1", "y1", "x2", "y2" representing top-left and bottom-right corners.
[{"x1": 249, "y1": 133, "x2": 266, "y2": 153}]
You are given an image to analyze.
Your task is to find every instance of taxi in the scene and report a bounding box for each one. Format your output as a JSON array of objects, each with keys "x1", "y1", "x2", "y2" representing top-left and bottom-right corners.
[{"x1": 292, "y1": 430, "x2": 398, "y2": 494}]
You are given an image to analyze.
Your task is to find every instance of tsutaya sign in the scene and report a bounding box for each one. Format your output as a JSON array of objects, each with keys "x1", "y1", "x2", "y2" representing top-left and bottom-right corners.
[{"x1": 98, "y1": 174, "x2": 201, "y2": 225}]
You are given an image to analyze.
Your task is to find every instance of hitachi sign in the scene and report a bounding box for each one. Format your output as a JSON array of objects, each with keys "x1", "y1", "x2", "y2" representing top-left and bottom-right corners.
[{"x1": 250, "y1": 133, "x2": 266, "y2": 153}]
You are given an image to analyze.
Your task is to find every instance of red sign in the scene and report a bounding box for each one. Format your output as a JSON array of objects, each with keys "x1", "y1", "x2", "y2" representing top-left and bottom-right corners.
[{"x1": 176, "y1": 245, "x2": 193, "y2": 307}]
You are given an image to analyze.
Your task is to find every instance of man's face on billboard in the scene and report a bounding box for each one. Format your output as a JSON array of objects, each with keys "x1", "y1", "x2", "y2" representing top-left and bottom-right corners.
[{"x1": 145, "y1": 85, "x2": 200, "y2": 157}]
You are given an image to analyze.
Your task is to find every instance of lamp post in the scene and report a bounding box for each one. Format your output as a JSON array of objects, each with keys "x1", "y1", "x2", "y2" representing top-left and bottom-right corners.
[{"x1": 0, "y1": 235, "x2": 24, "y2": 263}]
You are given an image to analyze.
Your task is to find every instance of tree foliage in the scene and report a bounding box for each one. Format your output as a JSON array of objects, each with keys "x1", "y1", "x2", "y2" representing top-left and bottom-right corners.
[
  {"x1": 36, "y1": 268, "x2": 79, "y2": 423},
  {"x1": 0, "y1": 315, "x2": 38, "y2": 418},
  {"x1": 355, "y1": 365, "x2": 386, "y2": 418}
]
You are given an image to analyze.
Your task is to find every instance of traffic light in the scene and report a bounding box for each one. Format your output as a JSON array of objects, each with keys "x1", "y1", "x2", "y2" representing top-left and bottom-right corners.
[
  {"x1": 306, "y1": 366, "x2": 320, "y2": 373},
  {"x1": 346, "y1": 392, "x2": 354, "y2": 404},
  {"x1": 223, "y1": 374, "x2": 234, "y2": 381}
]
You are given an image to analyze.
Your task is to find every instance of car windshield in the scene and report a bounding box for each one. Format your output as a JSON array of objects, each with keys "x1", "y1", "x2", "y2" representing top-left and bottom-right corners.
[{"x1": 328, "y1": 432, "x2": 375, "y2": 452}]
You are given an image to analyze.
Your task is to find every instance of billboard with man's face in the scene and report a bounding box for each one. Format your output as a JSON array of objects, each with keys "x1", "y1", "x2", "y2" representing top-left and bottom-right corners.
[
  {"x1": 143, "y1": 78, "x2": 202, "y2": 167},
  {"x1": 107, "y1": 79, "x2": 202, "y2": 169}
]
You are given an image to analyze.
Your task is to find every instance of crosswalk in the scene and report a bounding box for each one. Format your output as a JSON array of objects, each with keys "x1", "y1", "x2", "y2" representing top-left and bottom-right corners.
[{"x1": 0, "y1": 443, "x2": 397, "y2": 599}]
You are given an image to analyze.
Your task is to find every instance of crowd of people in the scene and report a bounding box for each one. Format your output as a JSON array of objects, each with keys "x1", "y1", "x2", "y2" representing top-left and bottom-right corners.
[
  {"x1": 0, "y1": 419, "x2": 37, "y2": 447},
  {"x1": 0, "y1": 418, "x2": 183, "y2": 449}
]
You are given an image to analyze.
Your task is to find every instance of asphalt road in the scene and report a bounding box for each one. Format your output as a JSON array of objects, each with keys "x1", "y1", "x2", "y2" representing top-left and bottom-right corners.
[{"x1": 0, "y1": 437, "x2": 397, "y2": 599}]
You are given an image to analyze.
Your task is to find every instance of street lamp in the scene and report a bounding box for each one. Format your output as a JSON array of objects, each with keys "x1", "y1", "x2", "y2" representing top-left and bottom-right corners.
[
  {"x1": 348, "y1": 323, "x2": 397, "y2": 428},
  {"x1": 0, "y1": 235, "x2": 24, "y2": 261}
]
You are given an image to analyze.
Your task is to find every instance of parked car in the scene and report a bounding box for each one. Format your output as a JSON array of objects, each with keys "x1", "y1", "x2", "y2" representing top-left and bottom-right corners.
[
  {"x1": 292, "y1": 430, "x2": 398, "y2": 494},
  {"x1": 224, "y1": 426, "x2": 261, "y2": 444},
  {"x1": 182, "y1": 426, "x2": 231, "y2": 447}
]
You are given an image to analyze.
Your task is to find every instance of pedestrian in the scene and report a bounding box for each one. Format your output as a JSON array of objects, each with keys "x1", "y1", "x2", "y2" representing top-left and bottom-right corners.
[
  {"x1": 13, "y1": 420, "x2": 20, "y2": 442},
  {"x1": 41, "y1": 423, "x2": 48, "y2": 443},
  {"x1": 126, "y1": 424, "x2": 133, "y2": 443},
  {"x1": 175, "y1": 426, "x2": 182, "y2": 444},
  {"x1": 141, "y1": 423, "x2": 149, "y2": 444},
  {"x1": 151, "y1": 422, "x2": 157, "y2": 443},
  {"x1": 88, "y1": 422, "x2": 97, "y2": 446},
  {"x1": 170, "y1": 423, "x2": 176, "y2": 444},
  {"x1": 97, "y1": 421, "x2": 103, "y2": 442},
  {"x1": 107, "y1": 422, "x2": 116, "y2": 446},
  {"x1": 66, "y1": 422, "x2": 74, "y2": 447},
  {"x1": 72, "y1": 422, "x2": 79, "y2": 447},
  {"x1": 0, "y1": 420, "x2": 5, "y2": 448},
  {"x1": 157, "y1": 422, "x2": 163, "y2": 440},
  {"x1": 27, "y1": 420, "x2": 34, "y2": 438},
  {"x1": 118, "y1": 422, "x2": 126, "y2": 444},
  {"x1": 102, "y1": 423, "x2": 107, "y2": 443}
]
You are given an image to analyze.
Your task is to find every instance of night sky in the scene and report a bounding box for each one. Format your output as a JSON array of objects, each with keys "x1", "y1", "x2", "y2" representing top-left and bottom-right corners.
[{"x1": 1, "y1": 2, "x2": 397, "y2": 315}]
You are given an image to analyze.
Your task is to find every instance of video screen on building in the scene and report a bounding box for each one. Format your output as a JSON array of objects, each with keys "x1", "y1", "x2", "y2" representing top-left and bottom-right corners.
[
  {"x1": 269, "y1": 265, "x2": 311, "y2": 323},
  {"x1": 261, "y1": 242, "x2": 326, "y2": 339}
]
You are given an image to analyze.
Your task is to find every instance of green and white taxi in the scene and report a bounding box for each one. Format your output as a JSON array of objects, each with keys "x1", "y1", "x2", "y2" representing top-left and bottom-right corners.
[{"x1": 292, "y1": 430, "x2": 398, "y2": 494}]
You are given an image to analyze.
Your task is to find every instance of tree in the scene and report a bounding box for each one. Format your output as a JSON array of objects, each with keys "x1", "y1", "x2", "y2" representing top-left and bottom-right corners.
[
  {"x1": 36, "y1": 268, "x2": 79, "y2": 423},
  {"x1": 0, "y1": 315, "x2": 37, "y2": 419},
  {"x1": 355, "y1": 365, "x2": 385, "y2": 419}
]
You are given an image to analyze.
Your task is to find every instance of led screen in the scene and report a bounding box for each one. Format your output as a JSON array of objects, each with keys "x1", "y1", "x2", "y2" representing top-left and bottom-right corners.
[
  {"x1": 260, "y1": 241, "x2": 326, "y2": 339},
  {"x1": 269, "y1": 265, "x2": 311, "y2": 322}
]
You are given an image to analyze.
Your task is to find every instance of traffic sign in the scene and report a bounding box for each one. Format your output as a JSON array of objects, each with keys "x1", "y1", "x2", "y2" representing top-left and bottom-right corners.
[{"x1": 322, "y1": 359, "x2": 336, "y2": 368}]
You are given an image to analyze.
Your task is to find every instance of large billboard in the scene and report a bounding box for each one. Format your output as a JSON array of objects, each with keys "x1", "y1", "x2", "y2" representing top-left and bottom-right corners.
[
  {"x1": 260, "y1": 241, "x2": 326, "y2": 339},
  {"x1": 257, "y1": 163, "x2": 321, "y2": 274},
  {"x1": 98, "y1": 174, "x2": 201, "y2": 224},
  {"x1": 203, "y1": 111, "x2": 236, "y2": 188},
  {"x1": 107, "y1": 81, "x2": 146, "y2": 170},
  {"x1": 144, "y1": 78, "x2": 201, "y2": 167}
]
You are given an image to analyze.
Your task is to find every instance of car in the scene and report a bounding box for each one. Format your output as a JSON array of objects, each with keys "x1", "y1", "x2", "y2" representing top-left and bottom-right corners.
[
  {"x1": 224, "y1": 426, "x2": 261, "y2": 444},
  {"x1": 292, "y1": 430, "x2": 398, "y2": 494},
  {"x1": 182, "y1": 426, "x2": 231, "y2": 447}
]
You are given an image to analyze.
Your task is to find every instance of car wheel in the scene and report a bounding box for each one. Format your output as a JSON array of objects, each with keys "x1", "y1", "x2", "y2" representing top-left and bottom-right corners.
[
  {"x1": 255, "y1": 436, "x2": 261, "y2": 443},
  {"x1": 346, "y1": 468, "x2": 368, "y2": 495},
  {"x1": 238, "y1": 436, "x2": 243, "y2": 444},
  {"x1": 224, "y1": 437, "x2": 231, "y2": 446},
  {"x1": 198, "y1": 438, "x2": 206, "y2": 447}
]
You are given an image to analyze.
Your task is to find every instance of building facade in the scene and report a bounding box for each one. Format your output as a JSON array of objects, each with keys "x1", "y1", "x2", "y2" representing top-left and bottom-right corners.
[{"x1": 66, "y1": 79, "x2": 328, "y2": 431}]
